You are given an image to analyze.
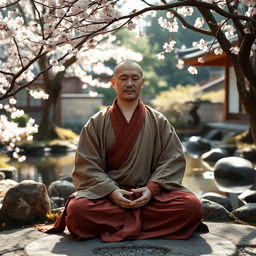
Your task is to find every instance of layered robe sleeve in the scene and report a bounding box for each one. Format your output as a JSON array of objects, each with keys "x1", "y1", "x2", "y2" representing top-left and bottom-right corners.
[
  {"x1": 146, "y1": 109, "x2": 189, "y2": 194},
  {"x1": 72, "y1": 110, "x2": 119, "y2": 199}
]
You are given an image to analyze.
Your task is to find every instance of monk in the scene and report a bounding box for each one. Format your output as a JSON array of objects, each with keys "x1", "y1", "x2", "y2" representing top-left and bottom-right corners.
[{"x1": 44, "y1": 59, "x2": 208, "y2": 241}]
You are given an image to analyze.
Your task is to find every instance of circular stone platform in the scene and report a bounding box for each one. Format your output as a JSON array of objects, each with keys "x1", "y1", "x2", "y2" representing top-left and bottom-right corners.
[{"x1": 25, "y1": 232, "x2": 237, "y2": 256}]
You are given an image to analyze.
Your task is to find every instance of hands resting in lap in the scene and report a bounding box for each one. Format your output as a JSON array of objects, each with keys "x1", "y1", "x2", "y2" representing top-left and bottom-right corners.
[{"x1": 108, "y1": 187, "x2": 152, "y2": 209}]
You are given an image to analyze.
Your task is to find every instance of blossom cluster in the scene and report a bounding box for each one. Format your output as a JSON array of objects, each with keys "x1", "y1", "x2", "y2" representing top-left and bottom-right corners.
[
  {"x1": 29, "y1": 90, "x2": 49, "y2": 100},
  {"x1": 158, "y1": 15, "x2": 179, "y2": 33},
  {"x1": 1, "y1": 0, "x2": 255, "y2": 95},
  {"x1": 0, "y1": 115, "x2": 38, "y2": 162},
  {"x1": 0, "y1": 0, "x2": 255, "y2": 161},
  {"x1": 0, "y1": 0, "x2": 122, "y2": 92},
  {"x1": 192, "y1": 39, "x2": 208, "y2": 52},
  {"x1": 163, "y1": 40, "x2": 176, "y2": 53}
]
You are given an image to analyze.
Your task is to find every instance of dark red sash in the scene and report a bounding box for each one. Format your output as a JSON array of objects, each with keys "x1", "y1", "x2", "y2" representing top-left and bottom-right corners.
[{"x1": 107, "y1": 99, "x2": 146, "y2": 170}]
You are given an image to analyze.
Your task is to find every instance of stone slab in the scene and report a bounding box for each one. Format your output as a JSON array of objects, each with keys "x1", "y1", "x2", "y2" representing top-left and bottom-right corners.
[
  {"x1": 0, "y1": 227, "x2": 48, "y2": 255},
  {"x1": 25, "y1": 232, "x2": 237, "y2": 256},
  {"x1": 206, "y1": 221, "x2": 256, "y2": 246}
]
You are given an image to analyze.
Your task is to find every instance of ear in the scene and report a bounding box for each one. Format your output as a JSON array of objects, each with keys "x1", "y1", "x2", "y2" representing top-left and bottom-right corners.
[
  {"x1": 141, "y1": 78, "x2": 145, "y2": 88},
  {"x1": 111, "y1": 77, "x2": 115, "y2": 88}
]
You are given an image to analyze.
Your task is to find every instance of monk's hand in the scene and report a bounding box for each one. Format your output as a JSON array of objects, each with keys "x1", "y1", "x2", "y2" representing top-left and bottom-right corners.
[
  {"x1": 131, "y1": 187, "x2": 152, "y2": 208},
  {"x1": 108, "y1": 189, "x2": 135, "y2": 208}
]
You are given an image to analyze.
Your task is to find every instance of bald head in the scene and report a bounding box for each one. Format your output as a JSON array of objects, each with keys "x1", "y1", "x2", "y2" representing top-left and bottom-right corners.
[
  {"x1": 111, "y1": 59, "x2": 144, "y2": 102},
  {"x1": 113, "y1": 60, "x2": 143, "y2": 78}
]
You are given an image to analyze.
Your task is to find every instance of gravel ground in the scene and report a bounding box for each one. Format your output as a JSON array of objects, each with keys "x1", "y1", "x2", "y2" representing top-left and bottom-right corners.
[{"x1": 93, "y1": 247, "x2": 168, "y2": 256}]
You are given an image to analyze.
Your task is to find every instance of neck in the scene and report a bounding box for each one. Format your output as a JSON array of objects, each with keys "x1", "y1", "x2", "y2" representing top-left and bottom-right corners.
[
  {"x1": 116, "y1": 98, "x2": 139, "y2": 122},
  {"x1": 117, "y1": 98, "x2": 139, "y2": 112}
]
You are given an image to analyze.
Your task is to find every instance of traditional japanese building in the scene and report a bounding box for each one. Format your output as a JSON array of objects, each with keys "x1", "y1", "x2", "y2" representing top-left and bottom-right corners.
[{"x1": 177, "y1": 37, "x2": 248, "y2": 132}]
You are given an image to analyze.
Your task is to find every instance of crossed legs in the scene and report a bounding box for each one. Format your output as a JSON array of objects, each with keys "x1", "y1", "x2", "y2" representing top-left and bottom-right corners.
[{"x1": 65, "y1": 190, "x2": 204, "y2": 241}]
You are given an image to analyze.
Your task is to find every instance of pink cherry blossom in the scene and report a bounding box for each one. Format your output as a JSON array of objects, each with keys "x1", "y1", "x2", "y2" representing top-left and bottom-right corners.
[{"x1": 188, "y1": 66, "x2": 198, "y2": 75}]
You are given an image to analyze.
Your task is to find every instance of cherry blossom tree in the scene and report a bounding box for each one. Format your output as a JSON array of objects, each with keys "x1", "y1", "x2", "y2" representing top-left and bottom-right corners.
[
  {"x1": 0, "y1": 0, "x2": 143, "y2": 145},
  {"x1": 0, "y1": 0, "x2": 256, "y2": 158},
  {"x1": 153, "y1": 0, "x2": 256, "y2": 142}
]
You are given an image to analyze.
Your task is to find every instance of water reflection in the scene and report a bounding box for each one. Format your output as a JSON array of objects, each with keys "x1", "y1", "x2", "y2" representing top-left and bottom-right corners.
[
  {"x1": 11, "y1": 153, "x2": 75, "y2": 187},
  {"x1": 9, "y1": 152, "x2": 220, "y2": 196},
  {"x1": 183, "y1": 153, "x2": 218, "y2": 196}
]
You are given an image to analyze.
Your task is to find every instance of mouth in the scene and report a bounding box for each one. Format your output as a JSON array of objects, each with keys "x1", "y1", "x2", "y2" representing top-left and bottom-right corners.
[{"x1": 123, "y1": 90, "x2": 135, "y2": 93}]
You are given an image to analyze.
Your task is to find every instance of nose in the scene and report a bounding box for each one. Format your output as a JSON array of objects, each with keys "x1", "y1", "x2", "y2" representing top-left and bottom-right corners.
[{"x1": 126, "y1": 78, "x2": 133, "y2": 87}]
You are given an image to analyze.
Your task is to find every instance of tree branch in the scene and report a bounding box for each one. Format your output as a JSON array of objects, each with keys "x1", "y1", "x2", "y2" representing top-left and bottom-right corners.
[
  {"x1": 197, "y1": 6, "x2": 236, "y2": 61},
  {"x1": 2, "y1": 49, "x2": 49, "y2": 97},
  {"x1": 115, "y1": 1, "x2": 256, "y2": 26},
  {"x1": 12, "y1": 36, "x2": 24, "y2": 68},
  {"x1": 225, "y1": 0, "x2": 245, "y2": 35},
  {"x1": 0, "y1": 65, "x2": 53, "y2": 101},
  {"x1": 0, "y1": 71, "x2": 14, "y2": 76},
  {"x1": 17, "y1": 3, "x2": 29, "y2": 26},
  {"x1": 1, "y1": 0, "x2": 255, "y2": 102},
  {"x1": 139, "y1": 0, "x2": 155, "y2": 7},
  {"x1": 30, "y1": 0, "x2": 45, "y2": 40},
  {"x1": 171, "y1": 10, "x2": 214, "y2": 36},
  {"x1": 0, "y1": 0, "x2": 20, "y2": 9}
]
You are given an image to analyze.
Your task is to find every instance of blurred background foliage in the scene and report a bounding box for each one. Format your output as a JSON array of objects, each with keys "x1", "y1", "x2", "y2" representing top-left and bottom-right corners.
[
  {"x1": 95, "y1": 11, "x2": 222, "y2": 106},
  {"x1": 152, "y1": 85, "x2": 224, "y2": 128}
]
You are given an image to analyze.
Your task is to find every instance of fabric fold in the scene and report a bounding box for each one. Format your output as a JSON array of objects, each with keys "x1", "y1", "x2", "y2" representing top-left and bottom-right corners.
[{"x1": 107, "y1": 98, "x2": 146, "y2": 170}]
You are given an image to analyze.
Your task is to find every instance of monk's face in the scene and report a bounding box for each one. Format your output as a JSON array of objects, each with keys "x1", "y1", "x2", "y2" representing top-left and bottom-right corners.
[{"x1": 111, "y1": 63, "x2": 144, "y2": 102}]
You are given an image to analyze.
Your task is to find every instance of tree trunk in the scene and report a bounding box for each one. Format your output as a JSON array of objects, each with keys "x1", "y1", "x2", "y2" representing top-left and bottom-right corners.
[
  {"x1": 36, "y1": 93, "x2": 57, "y2": 140},
  {"x1": 36, "y1": 53, "x2": 75, "y2": 140},
  {"x1": 240, "y1": 86, "x2": 256, "y2": 144},
  {"x1": 36, "y1": 80, "x2": 62, "y2": 140},
  {"x1": 232, "y1": 63, "x2": 256, "y2": 144}
]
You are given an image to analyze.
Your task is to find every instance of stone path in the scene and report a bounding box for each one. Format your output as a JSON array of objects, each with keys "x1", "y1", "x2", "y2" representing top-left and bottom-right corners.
[
  {"x1": 1, "y1": 222, "x2": 256, "y2": 256},
  {"x1": 25, "y1": 232, "x2": 236, "y2": 256}
]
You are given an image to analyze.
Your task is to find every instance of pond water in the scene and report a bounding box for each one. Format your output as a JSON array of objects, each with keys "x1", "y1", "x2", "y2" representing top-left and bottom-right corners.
[{"x1": 10, "y1": 152, "x2": 219, "y2": 197}]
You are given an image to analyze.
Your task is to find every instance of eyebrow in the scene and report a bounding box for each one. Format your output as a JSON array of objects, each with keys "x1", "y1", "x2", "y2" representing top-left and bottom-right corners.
[{"x1": 119, "y1": 73, "x2": 141, "y2": 78}]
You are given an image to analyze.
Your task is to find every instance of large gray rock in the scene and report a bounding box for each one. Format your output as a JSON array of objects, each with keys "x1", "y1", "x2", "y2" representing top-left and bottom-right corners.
[
  {"x1": 21, "y1": 143, "x2": 47, "y2": 157},
  {"x1": 202, "y1": 148, "x2": 229, "y2": 163},
  {"x1": 214, "y1": 157, "x2": 254, "y2": 193},
  {"x1": 185, "y1": 136, "x2": 211, "y2": 158},
  {"x1": 48, "y1": 142, "x2": 77, "y2": 154},
  {"x1": 238, "y1": 190, "x2": 256, "y2": 204},
  {"x1": 48, "y1": 180, "x2": 75, "y2": 202},
  {"x1": 0, "y1": 180, "x2": 51, "y2": 226},
  {"x1": 202, "y1": 192, "x2": 232, "y2": 211},
  {"x1": 232, "y1": 204, "x2": 256, "y2": 224},
  {"x1": 201, "y1": 199, "x2": 233, "y2": 222},
  {"x1": 201, "y1": 148, "x2": 229, "y2": 170},
  {"x1": 50, "y1": 196, "x2": 65, "y2": 209},
  {"x1": 219, "y1": 144, "x2": 237, "y2": 155},
  {"x1": 235, "y1": 148, "x2": 256, "y2": 163}
]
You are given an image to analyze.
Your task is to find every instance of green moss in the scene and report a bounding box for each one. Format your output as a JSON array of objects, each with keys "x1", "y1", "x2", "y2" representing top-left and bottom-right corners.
[
  {"x1": 54, "y1": 126, "x2": 79, "y2": 140},
  {"x1": 0, "y1": 154, "x2": 11, "y2": 168}
]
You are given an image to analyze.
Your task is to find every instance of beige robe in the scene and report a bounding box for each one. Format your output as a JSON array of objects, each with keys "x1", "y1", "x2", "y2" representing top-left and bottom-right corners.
[{"x1": 72, "y1": 105, "x2": 190, "y2": 199}]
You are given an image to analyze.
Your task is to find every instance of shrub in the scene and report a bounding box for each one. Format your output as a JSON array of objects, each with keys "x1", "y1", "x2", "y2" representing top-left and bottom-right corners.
[
  {"x1": 198, "y1": 89, "x2": 224, "y2": 103},
  {"x1": 153, "y1": 85, "x2": 225, "y2": 126},
  {"x1": 152, "y1": 84, "x2": 200, "y2": 124},
  {"x1": 0, "y1": 153, "x2": 10, "y2": 168}
]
